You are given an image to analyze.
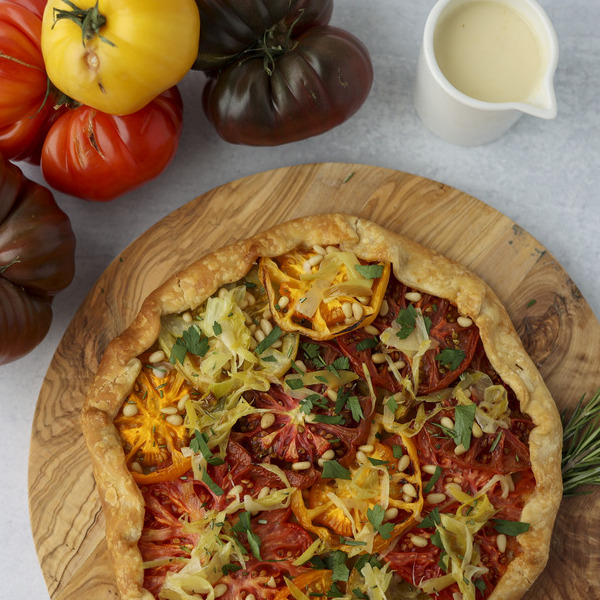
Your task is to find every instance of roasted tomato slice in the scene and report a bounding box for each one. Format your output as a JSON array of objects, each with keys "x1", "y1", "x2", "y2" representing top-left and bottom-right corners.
[
  {"x1": 259, "y1": 248, "x2": 390, "y2": 340},
  {"x1": 232, "y1": 382, "x2": 373, "y2": 488},
  {"x1": 272, "y1": 569, "x2": 333, "y2": 599},
  {"x1": 114, "y1": 354, "x2": 199, "y2": 483},
  {"x1": 373, "y1": 279, "x2": 480, "y2": 394}
]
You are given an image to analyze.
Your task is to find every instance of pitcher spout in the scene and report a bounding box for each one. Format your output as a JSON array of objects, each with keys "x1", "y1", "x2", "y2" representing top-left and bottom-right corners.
[{"x1": 522, "y1": 80, "x2": 557, "y2": 119}]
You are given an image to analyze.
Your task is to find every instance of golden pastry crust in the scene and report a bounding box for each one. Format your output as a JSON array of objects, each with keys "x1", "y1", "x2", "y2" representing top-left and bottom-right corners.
[{"x1": 81, "y1": 213, "x2": 562, "y2": 600}]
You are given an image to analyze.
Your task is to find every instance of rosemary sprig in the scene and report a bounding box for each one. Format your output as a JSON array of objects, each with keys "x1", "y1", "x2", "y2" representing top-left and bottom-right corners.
[{"x1": 561, "y1": 387, "x2": 600, "y2": 496}]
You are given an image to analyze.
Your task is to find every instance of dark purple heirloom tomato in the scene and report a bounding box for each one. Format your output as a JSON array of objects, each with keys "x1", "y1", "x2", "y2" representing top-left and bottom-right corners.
[{"x1": 0, "y1": 155, "x2": 75, "y2": 364}]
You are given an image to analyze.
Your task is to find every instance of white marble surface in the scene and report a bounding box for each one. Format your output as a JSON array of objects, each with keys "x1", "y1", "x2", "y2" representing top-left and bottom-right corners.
[{"x1": 1, "y1": 0, "x2": 599, "y2": 597}]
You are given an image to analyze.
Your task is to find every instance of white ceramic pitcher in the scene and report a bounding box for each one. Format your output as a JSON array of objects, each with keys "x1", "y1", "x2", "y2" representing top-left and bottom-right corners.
[{"x1": 413, "y1": 0, "x2": 559, "y2": 146}]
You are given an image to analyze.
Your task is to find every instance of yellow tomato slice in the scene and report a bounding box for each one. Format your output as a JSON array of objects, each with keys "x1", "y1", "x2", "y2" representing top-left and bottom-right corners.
[
  {"x1": 274, "y1": 570, "x2": 333, "y2": 600},
  {"x1": 259, "y1": 249, "x2": 390, "y2": 341},
  {"x1": 114, "y1": 354, "x2": 197, "y2": 483}
]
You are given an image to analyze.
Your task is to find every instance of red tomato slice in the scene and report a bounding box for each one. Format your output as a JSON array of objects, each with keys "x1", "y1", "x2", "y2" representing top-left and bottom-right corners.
[{"x1": 371, "y1": 279, "x2": 480, "y2": 394}]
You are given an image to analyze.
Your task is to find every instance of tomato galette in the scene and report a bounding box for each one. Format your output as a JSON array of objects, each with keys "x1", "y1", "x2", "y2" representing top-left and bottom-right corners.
[{"x1": 82, "y1": 214, "x2": 562, "y2": 600}]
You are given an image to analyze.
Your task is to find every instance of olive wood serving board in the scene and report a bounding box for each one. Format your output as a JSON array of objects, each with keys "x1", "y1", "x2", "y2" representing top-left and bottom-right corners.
[{"x1": 28, "y1": 163, "x2": 600, "y2": 599}]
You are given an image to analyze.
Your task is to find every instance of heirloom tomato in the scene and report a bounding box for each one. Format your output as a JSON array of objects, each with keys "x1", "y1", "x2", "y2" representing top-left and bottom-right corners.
[
  {"x1": 41, "y1": 0, "x2": 200, "y2": 115},
  {"x1": 193, "y1": 0, "x2": 333, "y2": 72},
  {"x1": 40, "y1": 87, "x2": 183, "y2": 202},
  {"x1": 203, "y1": 25, "x2": 373, "y2": 145},
  {"x1": 0, "y1": 155, "x2": 75, "y2": 365},
  {"x1": 0, "y1": 0, "x2": 65, "y2": 163}
]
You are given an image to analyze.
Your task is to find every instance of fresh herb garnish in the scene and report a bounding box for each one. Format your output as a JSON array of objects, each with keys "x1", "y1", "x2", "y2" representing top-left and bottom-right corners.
[
  {"x1": 354, "y1": 553, "x2": 383, "y2": 573},
  {"x1": 321, "y1": 460, "x2": 352, "y2": 480},
  {"x1": 490, "y1": 430, "x2": 503, "y2": 453},
  {"x1": 312, "y1": 414, "x2": 345, "y2": 425},
  {"x1": 232, "y1": 511, "x2": 262, "y2": 559},
  {"x1": 366, "y1": 504, "x2": 394, "y2": 539},
  {"x1": 435, "y1": 347, "x2": 466, "y2": 370},
  {"x1": 491, "y1": 519, "x2": 530, "y2": 536},
  {"x1": 356, "y1": 337, "x2": 378, "y2": 351},
  {"x1": 423, "y1": 465, "x2": 443, "y2": 494},
  {"x1": 328, "y1": 356, "x2": 350, "y2": 377},
  {"x1": 420, "y1": 507, "x2": 442, "y2": 528},
  {"x1": 286, "y1": 377, "x2": 305, "y2": 390},
  {"x1": 368, "y1": 457, "x2": 389, "y2": 466},
  {"x1": 392, "y1": 444, "x2": 403, "y2": 458},
  {"x1": 355, "y1": 264, "x2": 384, "y2": 279},
  {"x1": 201, "y1": 469, "x2": 224, "y2": 496},
  {"x1": 561, "y1": 387, "x2": 600, "y2": 496},
  {"x1": 221, "y1": 563, "x2": 242, "y2": 575},
  {"x1": 395, "y1": 305, "x2": 418, "y2": 339},
  {"x1": 170, "y1": 325, "x2": 210, "y2": 364},
  {"x1": 453, "y1": 403, "x2": 477, "y2": 450},
  {"x1": 189, "y1": 430, "x2": 225, "y2": 465},
  {"x1": 212, "y1": 321, "x2": 222, "y2": 336},
  {"x1": 347, "y1": 395, "x2": 364, "y2": 421},
  {"x1": 255, "y1": 325, "x2": 282, "y2": 354}
]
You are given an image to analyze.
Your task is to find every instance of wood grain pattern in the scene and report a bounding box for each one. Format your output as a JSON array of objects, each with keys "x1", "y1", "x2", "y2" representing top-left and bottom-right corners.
[{"x1": 28, "y1": 163, "x2": 600, "y2": 599}]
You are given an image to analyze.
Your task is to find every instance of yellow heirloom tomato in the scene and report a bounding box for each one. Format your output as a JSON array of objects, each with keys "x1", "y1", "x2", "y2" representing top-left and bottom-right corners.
[{"x1": 41, "y1": 0, "x2": 200, "y2": 115}]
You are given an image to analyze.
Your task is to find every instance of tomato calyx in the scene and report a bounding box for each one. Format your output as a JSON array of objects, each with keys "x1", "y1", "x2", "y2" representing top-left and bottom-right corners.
[{"x1": 51, "y1": 0, "x2": 114, "y2": 48}]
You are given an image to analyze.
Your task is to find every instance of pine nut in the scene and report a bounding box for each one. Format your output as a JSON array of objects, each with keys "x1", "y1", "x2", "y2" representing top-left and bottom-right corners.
[
  {"x1": 246, "y1": 292, "x2": 256, "y2": 306},
  {"x1": 303, "y1": 261, "x2": 312, "y2": 273},
  {"x1": 160, "y1": 406, "x2": 178, "y2": 415},
  {"x1": 321, "y1": 449, "x2": 335, "y2": 460},
  {"x1": 294, "y1": 360, "x2": 307, "y2": 372},
  {"x1": 246, "y1": 594, "x2": 256, "y2": 600},
  {"x1": 130, "y1": 461, "x2": 143, "y2": 473},
  {"x1": 271, "y1": 340, "x2": 282, "y2": 349},
  {"x1": 266, "y1": 576, "x2": 277, "y2": 588},
  {"x1": 249, "y1": 338, "x2": 258, "y2": 350},
  {"x1": 317, "y1": 458, "x2": 326, "y2": 468},
  {"x1": 356, "y1": 451, "x2": 369, "y2": 464},
  {"x1": 122, "y1": 403, "x2": 138, "y2": 417},
  {"x1": 292, "y1": 461, "x2": 311, "y2": 471},
  {"x1": 313, "y1": 244, "x2": 327, "y2": 255},
  {"x1": 260, "y1": 318, "x2": 273, "y2": 336},
  {"x1": 151, "y1": 366, "x2": 168, "y2": 379},
  {"x1": 278, "y1": 295, "x2": 290, "y2": 309},
  {"x1": 149, "y1": 350, "x2": 166, "y2": 363},
  {"x1": 457, "y1": 316, "x2": 473, "y2": 328},
  {"x1": 218, "y1": 288, "x2": 228, "y2": 298},
  {"x1": 326, "y1": 245, "x2": 339, "y2": 253},
  {"x1": 496, "y1": 533, "x2": 507, "y2": 553},
  {"x1": 403, "y1": 493, "x2": 413, "y2": 503},
  {"x1": 308, "y1": 254, "x2": 324, "y2": 266},
  {"x1": 472, "y1": 422, "x2": 484, "y2": 438},
  {"x1": 379, "y1": 299, "x2": 389, "y2": 317},
  {"x1": 166, "y1": 414, "x2": 184, "y2": 426},
  {"x1": 441, "y1": 416, "x2": 455, "y2": 430},
  {"x1": 258, "y1": 486, "x2": 270, "y2": 499},
  {"x1": 398, "y1": 455, "x2": 411, "y2": 472},
  {"x1": 352, "y1": 303, "x2": 364, "y2": 320},
  {"x1": 384, "y1": 507, "x2": 399, "y2": 521},
  {"x1": 356, "y1": 296, "x2": 369, "y2": 304},
  {"x1": 422, "y1": 464, "x2": 438, "y2": 475},
  {"x1": 410, "y1": 534, "x2": 428, "y2": 547},
  {"x1": 402, "y1": 483, "x2": 418, "y2": 497},
  {"x1": 364, "y1": 325, "x2": 379, "y2": 336},
  {"x1": 454, "y1": 443, "x2": 468, "y2": 456},
  {"x1": 342, "y1": 302, "x2": 353, "y2": 318},
  {"x1": 254, "y1": 329, "x2": 266, "y2": 343},
  {"x1": 426, "y1": 493, "x2": 447, "y2": 504},
  {"x1": 182, "y1": 311, "x2": 193, "y2": 323},
  {"x1": 260, "y1": 412, "x2": 276, "y2": 429},
  {"x1": 227, "y1": 484, "x2": 244, "y2": 497},
  {"x1": 371, "y1": 352, "x2": 388, "y2": 364},
  {"x1": 405, "y1": 291, "x2": 422, "y2": 302},
  {"x1": 213, "y1": 584, "x2": 228, "y2": 598},
  {"x1": 177, "y1": 394, "x2": 189, "y2": 412},
  {"x1": 358, "y1": 444, "x2": 374, "y2": 453},
  {"x1": 391, "y1": 359, "x2": 406, "y2": 370}
]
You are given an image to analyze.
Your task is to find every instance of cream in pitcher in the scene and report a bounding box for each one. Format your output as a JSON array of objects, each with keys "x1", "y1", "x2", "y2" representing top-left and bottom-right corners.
[{"x1": 413, "y1": 0, "x2": 558, "y2": 145}]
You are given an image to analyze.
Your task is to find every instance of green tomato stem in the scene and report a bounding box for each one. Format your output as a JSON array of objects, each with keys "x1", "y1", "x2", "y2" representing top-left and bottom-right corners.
[{"x1": 52, "y1": 0, "x2": 115, "y2": 48}]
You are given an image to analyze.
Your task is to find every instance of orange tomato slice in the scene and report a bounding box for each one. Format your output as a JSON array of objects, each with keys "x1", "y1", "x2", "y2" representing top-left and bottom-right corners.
[
  {"x1": 274, "y1": 570, "x2": 333, "y2": 599},
  {"x1": 259, "y1": 249, "x2": 390, "y2": 341},
  {"x1": 114, "y1": 354, "x2": 198, "y2": 484}
]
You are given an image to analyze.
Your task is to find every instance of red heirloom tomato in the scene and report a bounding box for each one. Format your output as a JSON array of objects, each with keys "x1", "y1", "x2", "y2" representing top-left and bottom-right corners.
[
  {"x1": 193, "y1": 0, "x2": 334, "y2": 71},
  {"x1": 203, "y1": 25, "x2": 373, "y2": 145},
  {"x1": 0, "y1": 0, "x2": 65, "y2": 163},
  {"x1": 0, "y1": 156, "x2": 76, "y2": 365},
  {"x1": 40, "y1": 87, "x2": 183, "y2": 201}
]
